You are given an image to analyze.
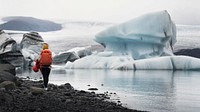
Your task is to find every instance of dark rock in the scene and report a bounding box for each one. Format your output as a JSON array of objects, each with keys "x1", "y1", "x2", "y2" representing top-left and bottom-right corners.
[
  {"x1": 30, "y1": 87, "x2": 44, "y2": 95},
  {"x1": 58, "y1": 85, "x2": 65, "y2": 89},
  {"x1": 88, "y1": 88, "x2": 98, "y2": 91},
  {"x1": 79, "y1": 90, "x2": 87, "y2": 94},
  {"x1": 0, "y1": 71, "x2": 16, "y2": 83},
  {"x1": 0, "y1": 92, "x2": 13, "y2": 103},
  {"x1": 64, "y1": 92, "x2": 71, "y2": 96},
  {"x1": 26, "y1": 76, "x2": 30, "y2": 79},
  {"x1": 38, "y1": 80, "x2": 43, "y2": 83},
  {"x1": 0, "y1": 62, "x2": 16, "y2": 83},
  {"x1": 0, "y1": 79, "x2": 144, "y2": 112},
  {"x1": 0, "y1": 81, "x2": 16, "y2": 90},
  {"x1": 64, "y1": 83, "x2": 74, "y2": 90},
  {"x1": 36, "y1": 108, "x2": 41, "y2": 111},
  {"x1": 48, "y1": 83, "x2": 57, "y2": 90},
  {"x1": 0, "y1": 88, "x2": 5, "y2": 91},
  {"x1": 65, "y1": 99, "x2": 72, "y2": 103}
]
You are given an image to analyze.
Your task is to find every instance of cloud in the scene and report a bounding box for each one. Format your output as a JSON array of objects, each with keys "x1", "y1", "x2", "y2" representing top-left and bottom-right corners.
[{"x1": 0, "y1": 0, "x2": 200, "y2": 25}]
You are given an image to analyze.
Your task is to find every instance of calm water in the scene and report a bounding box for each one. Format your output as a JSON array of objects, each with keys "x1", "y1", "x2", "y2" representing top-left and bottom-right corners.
[
  {"x1": 17, "y1": 68, "x2": 200, "y2": 112},
  {"x1": 14, "y1": 24, "x2": 200, "y2": 112}
]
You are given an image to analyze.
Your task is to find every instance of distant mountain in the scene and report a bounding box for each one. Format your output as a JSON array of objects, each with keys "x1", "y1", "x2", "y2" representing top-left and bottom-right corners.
[{"x1": 0, "y1": 16, "x2": 62, "y2": 32}]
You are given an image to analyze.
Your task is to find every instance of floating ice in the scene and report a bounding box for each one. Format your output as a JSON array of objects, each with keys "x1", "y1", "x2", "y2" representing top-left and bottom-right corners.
[
  {"x1": 65, "y1": 11, "x2": 200, "y2": 70},
  {"x1": 20, "y1": 32, "x2": 44, "y2": 66},
  {"x1": 53, "y1": 52, "x2": 79, "y2": 64},
  {"x1": 67, "y1": 46, "x2": 92, "y2": 58},
  {"x1": 133, "y1": 56, "x2": 200, "y2": 70},
  {"x1": 0, "y1": 30, "x2": 17, "y2": 53},
  {"x1": 0, "y1": 30, "x2": 24, "y2": 67},
  {"x1": 65, "y1": 52, "x2": 134, "y2": 69},
  {"x1": 65, "y1": 53, "x2": 200, "y2": 70},
  {"x1": 53, "y1": 46, "x2": 93, "y2": 64},
  {"x1": 95, "y1": 10, "x2": 176, "y2": 60}
]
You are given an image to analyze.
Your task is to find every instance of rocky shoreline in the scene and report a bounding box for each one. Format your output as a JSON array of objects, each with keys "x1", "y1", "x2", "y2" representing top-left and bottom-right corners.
[{"x1": 0, "y1": 78, "x2": 146, "y2": 112}]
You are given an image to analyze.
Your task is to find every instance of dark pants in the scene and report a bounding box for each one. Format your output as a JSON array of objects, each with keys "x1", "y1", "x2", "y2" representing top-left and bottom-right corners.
[{"x1": 41, "y1": 67, "x2": 51, "y2": 88}]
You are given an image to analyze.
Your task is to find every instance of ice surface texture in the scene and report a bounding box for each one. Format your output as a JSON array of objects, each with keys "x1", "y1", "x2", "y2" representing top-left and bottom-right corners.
[
  {"x1": 66, "y1": 55, "x2": 200, "y2": 70},
  {"x1": 21, "y1": 32, "x2": 44, "y2": 66},
  {"x1": 95, "y1": 10, "x2": 176, "y2": 60}
]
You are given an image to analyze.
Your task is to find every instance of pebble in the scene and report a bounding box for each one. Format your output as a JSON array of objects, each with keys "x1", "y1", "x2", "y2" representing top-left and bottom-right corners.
[{"x1": 88, "y1": 88, "x2": 98, "y2": 91}]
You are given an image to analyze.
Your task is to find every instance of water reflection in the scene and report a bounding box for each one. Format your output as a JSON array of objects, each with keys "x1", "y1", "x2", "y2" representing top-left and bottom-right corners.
[{"x1": 17, "y1": 69, "x2": 200, "y2": 112}]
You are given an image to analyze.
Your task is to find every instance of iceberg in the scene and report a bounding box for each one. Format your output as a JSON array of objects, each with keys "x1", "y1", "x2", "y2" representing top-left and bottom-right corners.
[
  {"x1": 0, "y1": 51, "x2": 24, "y2": 67},
  {"x1": 65, "y1": 52, "x2": 134, "y2": 69},
  {"x1": 53, "y1": 46, "x2": 92, "y2": 64},
  {"x1": 133, "y1": 56, "x2": 200, "y2": 70},
  {"x1": 20, "y1": 32, "x2": 44, "y2": 66},
  {"x1": 0, "y1": 29, "x2": 17, "y2": 53},
  {"x1": 65, "y1": 10, "x2": 200, "y2": 70},
  {"x1": 67, "y1": 46, "x2": 92, "y2": 58},
  {"x1": 65, "y1": 55, "x2": 200, "y2": 70},
  {"x1": 53, "y1": 52, "x2": 79, "y2": 64},
  {"x1": 0, "y1": 30, "x2": 24, "y2": 67},
  {"x1": 95, "y1": 10, "x2": 176, "y2": 59}
]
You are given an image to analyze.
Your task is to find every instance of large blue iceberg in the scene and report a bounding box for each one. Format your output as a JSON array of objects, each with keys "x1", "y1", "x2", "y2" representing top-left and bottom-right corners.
[
  {"x1": 95, "y1": 10, "x2": 176, "y2": 59},
  {"x1": 65, "y1": 10, "x2": 200, "y2": 70}
]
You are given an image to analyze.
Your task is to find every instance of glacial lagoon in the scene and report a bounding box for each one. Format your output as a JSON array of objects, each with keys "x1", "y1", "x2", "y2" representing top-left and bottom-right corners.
[
  {"x1": 13, "y1": 20, "x2": 200, "y2": 112},
  {"x1": 17, "y1": 69, "x2": 200, "y2": 112}
]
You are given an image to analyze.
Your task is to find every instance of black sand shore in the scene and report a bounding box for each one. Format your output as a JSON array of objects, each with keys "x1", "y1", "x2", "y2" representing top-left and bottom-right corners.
[{"x1": 0, "y1": 78, "x2": 146, "y2": 112}]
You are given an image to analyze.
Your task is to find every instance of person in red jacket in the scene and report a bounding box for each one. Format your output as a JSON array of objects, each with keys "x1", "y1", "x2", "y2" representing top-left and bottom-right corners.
[{"x1": 38, "y1": 42, "x2": 52, "y2": 90}]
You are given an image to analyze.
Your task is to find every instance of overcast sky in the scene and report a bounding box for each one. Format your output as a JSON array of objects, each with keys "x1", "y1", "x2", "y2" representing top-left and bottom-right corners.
[{"x1": 0, "y1": 0, "x2": 200, "y2": 25}]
